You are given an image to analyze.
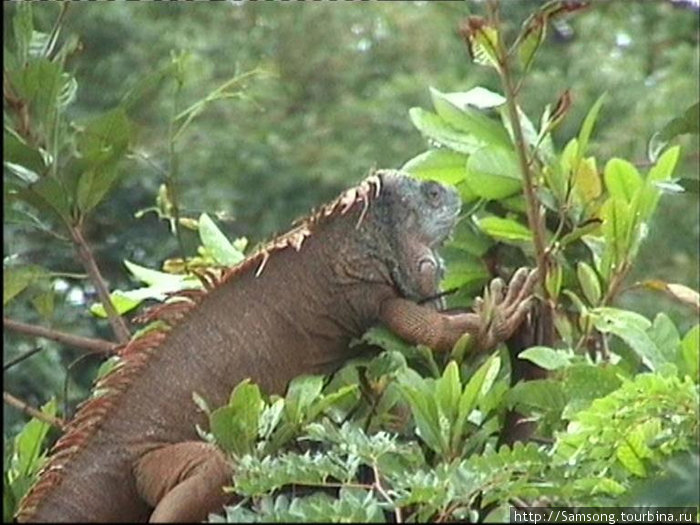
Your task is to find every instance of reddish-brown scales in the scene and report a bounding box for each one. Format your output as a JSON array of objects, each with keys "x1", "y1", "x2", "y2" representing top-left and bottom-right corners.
[{"x1": 17, "y1": 171, "x2": 536, "y2": 522}]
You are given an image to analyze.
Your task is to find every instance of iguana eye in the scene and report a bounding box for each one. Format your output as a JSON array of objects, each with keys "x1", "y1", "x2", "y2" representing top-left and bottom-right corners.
[{"x1": 422, "y1": 181, "x2": 443, "y2": 207}]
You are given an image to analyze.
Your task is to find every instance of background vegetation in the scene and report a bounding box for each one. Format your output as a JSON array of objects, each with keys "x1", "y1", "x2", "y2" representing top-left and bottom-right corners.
[{"x1": 3, "y1": 1, "x2": 699, "y2": 522}]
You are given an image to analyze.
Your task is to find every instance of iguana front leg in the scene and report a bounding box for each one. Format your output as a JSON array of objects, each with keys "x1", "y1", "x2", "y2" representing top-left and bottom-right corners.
[
  {"x1": 134, "y1": 441, "x2": 233, "y2": 523},
  {"x1": 380, "y1": 267, "x2": 537, "y2": 352}
]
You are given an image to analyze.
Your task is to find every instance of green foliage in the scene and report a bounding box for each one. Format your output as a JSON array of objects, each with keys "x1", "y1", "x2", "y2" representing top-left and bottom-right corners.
[
  {"x1": 206, "y1": 374, "x2": 359, "y2": 459},
  {"x1": 553, "y1": 373, "x2": 698, "y2": 490},
  {"x1": 3, "y1": 399, "x2": 57, "y2": 522}
]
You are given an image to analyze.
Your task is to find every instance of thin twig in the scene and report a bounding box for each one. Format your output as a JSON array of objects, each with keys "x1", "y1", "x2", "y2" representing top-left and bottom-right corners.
[
  {"x1": 3, "y1": 391, "x2": 65, "y2": 430},
  {"x1": 67, "y1": 225, "x2": 131, "y2": 343},
  {"x1": 63, "y1": 352, "x2": 97, "y2": 420},
  {"x1": 493, "y1": 8, "x2": 554, "y2": 345},
  {"x1": 3, "y1": 345, "x2": 45, "y2": 371},
  {"x1": 499, "y1": 64, "x2": 548, "y2": 289},
  {"x1": 372, "y1": 462, "x2": 402, "y2": 523},
  {"x1": 601, "y1": 261, "x2": 630, "y2": 306},
  {"x1": 4, "y1": 317, "x2": 117, "y2": 354}
]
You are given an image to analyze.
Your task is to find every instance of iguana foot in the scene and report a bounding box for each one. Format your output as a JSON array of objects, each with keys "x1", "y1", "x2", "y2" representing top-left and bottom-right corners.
[
  {"x1": 471, "y1": 267, "x2": 539, "y2": 350},
  {"x1": 134, "y1": 441, "x2": 234, "y2": 523}
]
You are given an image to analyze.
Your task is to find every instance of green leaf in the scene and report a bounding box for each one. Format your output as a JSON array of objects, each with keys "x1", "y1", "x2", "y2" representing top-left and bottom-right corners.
[
  {"x1": 440, "y1": 253, "x2": 489, "y2": 291},
  {"x1": 89, "y1": 290, "x2": 143, "y2": 318},
  {"x1": 397, "y1": 371, "x2": 445, "y2": 455},
  {"x1": 576, "y1": 262, "x2": 601, "y2": 305},
  {"x1": 545, "y1": 260, "x2": 562, "y2": 298},
  {"x1": 25, "y1": 176, "x2": 72, "y2": 223},
  {"x1": 458, "y1": 354, "x2": 500, "y2": 422},
  {"x1": 559, "y1": 219, "x2": 602, "y2": 247},
  {"x1": 76, "y1": 166, "x2": 121, "y2": 215},
  {"x1": 79, "y1": 108, "x2": 131, "y2": 166},
  {"x1": 307, "y1": 384, "x2": 359, "y2": 422},
  {"x1": 616, "y1": 442, "x2": 647, "y2": 477},
  {"x1": 477, "y1": 216, "x2": 532, "y2": 243},
  {"x1": 57, "y1": 74, "x2": 78, "y2": 109},
  {"x1": 604, "y1": 158, "x2": 642, "y2": 203},
  {"x1": 507, "y1": 378, "x2": 567, "y2": 415},
  {"x1": 648, "y1": 313, "x2": 681, "y2": 366},
  {"x1": 12, "y1": 1, "x2": 34, "y2": 65},
  {"x1": 555, "y1": 137, "x2": 579, "y2": 200},
  {"x1": 592, "y1": 307, "x2": 650, "y2": 331},
  {"x1": 638, "y1": 146, "x2": 680, "y2": 221},
  {"x1": 446, "y1": 219, "x2": 493, "y2": 257},
  {"x1": 210, "y1": 379, "x2": 263, "y2": 456},
  {"x1": 284, "y1": 375, "x2": 325, "y2": 425},
  {"x1": 360, "y1": 326, "x2": 416, "y2": 358},
  {"x1": 3, "y1": 130, "x2": 46, "y2": 176},
  {"x1": 441, "y1": 86, "x2": 506, "y2": 109},
  {"x1": 430, "y1": 87, "x2": 510, "y2": 149},
  {"x1": 198, "y1": 213, "x2": 244, "y2": 266},
  {"x1": 465, "y1": 146, "x2": 522, "y2": 200},
  {"x1": 648, "y1": 101, "x2": 699, "y2": 162},
  {"x1": 436, "y1": 361, "x2": 461, "y2": 424},
  {"x1": 259, "y1": 398, "x2": 285, "y2": 441},
  {"x1": 95, "y1": 356, "x2": 121, "y2": 382},
  {"x1": 452, "y1": 355, "x2": 501, "y2": 452},
  {"x1": 592, "y1": 307, "x2": 665, "y2": 371},
  {"x1": 123, "y1": 260, "x2": 193, "y2": 288},
  {"x1": 409, "y1": 107, "x2": 485, "y2": 155},
  {"x1": 680, "y1": 324, "x2": 699, "y2": 382},
  {"x1": 517, "y1": 13, "x2": 546, "y2": 73},
  {"x1": 90, "y1": 262, "x2": 200, "y2": 318},
  {"x1": 463, "y1": 19, "x2": 501, "y2": 70},
  {"x1": 4, "y1": 162, "x2": 40, "y2": 185},
  {"x1": 572, "y1": 156, "x2": 602, "y2": 209},
  {"x1": 3, "y1": 265, "x2": 49, "y2": 305},
  {"x1": 401, "y1": 149, "x2": 468, "y2": 185},
  {"x1": 560, "y1": 363, "x2": 624, "y2": 418},
  {"x1": 12, "y1": 59, "x2": 63, "y2": 125},
  {"x1": 13, "y1": 398, "x2": 56, "y2": 478},
  {"x1": 518, "y1": 346, "x2": 572, "y2": 371},
  {"x1": 30, "y1": 290, "x2": 54, "y2": 320},
  {"x1": 599, "y1": 196, "x2": 633, "y2": 277},
  {"x1": 576, "y1": 93, "x2": 606, "y2": 168}
]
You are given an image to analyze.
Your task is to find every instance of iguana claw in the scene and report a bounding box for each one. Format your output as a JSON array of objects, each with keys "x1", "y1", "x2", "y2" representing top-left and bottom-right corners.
[{"x1": 474, "y1": 267, "x2": 539, "y2": 350}]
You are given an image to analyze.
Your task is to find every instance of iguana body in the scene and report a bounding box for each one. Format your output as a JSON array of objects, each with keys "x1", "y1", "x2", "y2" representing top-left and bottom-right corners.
[{"x1": 17, "y1": 171, "x2": 535, "y2": 522}]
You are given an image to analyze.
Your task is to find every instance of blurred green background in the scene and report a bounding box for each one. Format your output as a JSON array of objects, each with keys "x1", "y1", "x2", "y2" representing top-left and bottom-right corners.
[{"x1": 3, "y1": 1, "x2": 698, "y2": 435}]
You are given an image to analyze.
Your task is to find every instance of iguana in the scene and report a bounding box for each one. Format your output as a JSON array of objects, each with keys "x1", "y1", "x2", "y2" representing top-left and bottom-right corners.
[{"x1": 16, "y1": 170, "x2": 536, "y2": 523}]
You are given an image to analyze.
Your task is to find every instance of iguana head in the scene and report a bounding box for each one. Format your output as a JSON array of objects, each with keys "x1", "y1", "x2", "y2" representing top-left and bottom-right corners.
[{"x1": 371, "y1": 170, "x2": 461, "y2": 301}]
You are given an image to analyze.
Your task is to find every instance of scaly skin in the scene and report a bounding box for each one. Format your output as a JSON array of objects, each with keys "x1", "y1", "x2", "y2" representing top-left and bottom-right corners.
[{"x1": 17, "y1": 171, "x2": 536, "y2": 522}]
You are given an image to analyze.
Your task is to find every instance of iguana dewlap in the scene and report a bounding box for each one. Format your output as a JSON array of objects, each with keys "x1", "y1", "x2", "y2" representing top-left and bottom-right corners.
[{"x1": 16, "y1": 171, "x2": 535, "y2": 523}]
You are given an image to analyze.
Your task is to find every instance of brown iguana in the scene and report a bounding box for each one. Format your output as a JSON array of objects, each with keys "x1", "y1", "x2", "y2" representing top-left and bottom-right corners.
[{"x1": 16, "y1": 170, "x2": 536, "y2": 523}]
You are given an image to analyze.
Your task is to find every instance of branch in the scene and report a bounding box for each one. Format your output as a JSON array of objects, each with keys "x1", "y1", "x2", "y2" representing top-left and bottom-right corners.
[
  {"x1": 3, "y1": 391, "x2": 65, "y2": 431},
  {"x1": 68, "y1": 225, "x2": 131, "y2": 343},
  {"x1": 4, "y1": 317, "x2": 117, "y2": 354},
  {"x1": 372, "y1": 462, "x2": 402, "y2": 523},
  {"x1": 601, "y1": 260, "x2": 630, "y2": 306},
  {"x1": 498, "y1": 67, "x2": 548, "y2": 289},
  {"x1": 494, "y1": 17, "x2": 555, "y2": 345},
  {"x1": 3, "y1": 345, "x2": 45, "y2": 371}
]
